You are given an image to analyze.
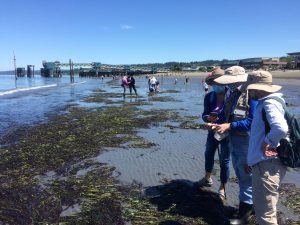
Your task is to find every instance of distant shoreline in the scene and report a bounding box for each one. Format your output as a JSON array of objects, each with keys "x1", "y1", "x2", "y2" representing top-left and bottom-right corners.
[
  {"x1": 159, "y1": 70, "x2": 300, "y2": 79},
  {"x1": 1, "y1": 70, "x2": 299, "y2": 79}
]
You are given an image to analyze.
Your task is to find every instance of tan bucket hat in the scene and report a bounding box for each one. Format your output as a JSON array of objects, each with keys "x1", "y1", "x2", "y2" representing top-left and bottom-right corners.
[
  {"x1": 213, "y1": 66, "x2": 248, "y2": 84},
  {"x1": 245, "y1": 70, "x2": 282, "y2": 92},
  {"x1": 205, "y1": 68, "x2": 224, "y2": 85}
]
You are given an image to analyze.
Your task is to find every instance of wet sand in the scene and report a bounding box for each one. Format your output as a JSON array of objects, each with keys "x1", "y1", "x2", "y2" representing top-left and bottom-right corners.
[{"x1": 96, "y1": 76, "x2": 300, "y2": 222}]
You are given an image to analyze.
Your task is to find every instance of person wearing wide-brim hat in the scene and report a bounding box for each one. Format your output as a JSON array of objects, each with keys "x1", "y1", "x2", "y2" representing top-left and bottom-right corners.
[
  {"x1": 198, "y1": 67, "x2": 230, "y2": 202},
  {"x1": 213, "y1": 66, "x2": 248, "y2": 85},
  {"x1": 205, "y1": 68, "x2": 225, "y2": 86},
  {"x1": 243, "y1": 70, "x2": 288, "y2": 225},
  {"x1": 209, "y1": 66, "x2": 258, "y2": 225}
]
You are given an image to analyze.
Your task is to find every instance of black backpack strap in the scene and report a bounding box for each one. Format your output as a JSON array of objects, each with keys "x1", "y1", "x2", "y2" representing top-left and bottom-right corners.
[
  {"x1": 262, "y1": 108, "x2": 271, "y2": 135},
  {"x1": 262, "y1": 96, "x2": 287, "y2": 135}
]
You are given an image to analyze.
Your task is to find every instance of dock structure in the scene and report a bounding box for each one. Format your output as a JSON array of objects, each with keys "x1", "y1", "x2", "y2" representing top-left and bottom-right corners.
[
  {"x1": 16, "y1": 67, "x2": 26, "y2": 77},
  {"x1": 27, "y1": 65, "x2": 35, "y2": 77},
  {"x1": 40, "y1": 61, "x2": 62, "y2": 77},
  {"x1": 41, "y1": 60, "x2": 157, "y2": 77},
  {"x1": 69, "y1": 59, "x2": 74, "y2": 83}
]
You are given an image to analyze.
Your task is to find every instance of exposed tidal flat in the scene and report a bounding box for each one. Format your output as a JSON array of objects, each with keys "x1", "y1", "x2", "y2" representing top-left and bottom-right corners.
[{"x1": 0, "y1": 75, "x2": 299, "y2": 224}]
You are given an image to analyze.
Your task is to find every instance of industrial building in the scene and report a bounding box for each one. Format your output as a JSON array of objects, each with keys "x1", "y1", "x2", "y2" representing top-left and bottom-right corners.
[
  {"x1": 287, "y1": 52, "x2": 300, "y2": 69},
  {"x1": 221, "y1": 58, "x2": 287, "y2": 70}
]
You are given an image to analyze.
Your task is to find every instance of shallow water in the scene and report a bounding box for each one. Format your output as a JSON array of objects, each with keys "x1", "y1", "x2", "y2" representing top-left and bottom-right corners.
[{"x1": 0, "y1": 75, "x2": 106, "y2": 135}]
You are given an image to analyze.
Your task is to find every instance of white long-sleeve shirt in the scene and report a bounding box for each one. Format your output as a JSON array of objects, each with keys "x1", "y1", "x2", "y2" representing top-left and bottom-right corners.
[
  {"x1": 247, "y1": 93, "x2": 288, "y2": 166},
  {"x1": 150, "y1": 77, "x2": 157, "y2": 85}
]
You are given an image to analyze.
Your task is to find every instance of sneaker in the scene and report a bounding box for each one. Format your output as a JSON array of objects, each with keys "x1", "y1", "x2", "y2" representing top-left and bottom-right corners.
[
  {"x1": 197, "y1": 177, "x2": 213, "y2": 187},
  {"x1": 218, "y1": 189, "x2": 227, "y2": 202}
]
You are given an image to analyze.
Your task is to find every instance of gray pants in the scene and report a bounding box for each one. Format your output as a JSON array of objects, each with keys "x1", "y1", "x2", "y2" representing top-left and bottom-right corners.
[{"x1": 252, "y1": 159, "x2": 286, "y2": 225}]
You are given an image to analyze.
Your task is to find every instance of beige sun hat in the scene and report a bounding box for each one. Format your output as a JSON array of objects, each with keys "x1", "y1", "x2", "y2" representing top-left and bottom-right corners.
[
  {"x1": 245, "y1": 70, "x2": 282, "y2": 93},
  {"x1": 213, "y1": 66, "x2": 248, "y2": 85},
  {"x1": 205, "y1": 68, "x2": 224, "y2": 85}
]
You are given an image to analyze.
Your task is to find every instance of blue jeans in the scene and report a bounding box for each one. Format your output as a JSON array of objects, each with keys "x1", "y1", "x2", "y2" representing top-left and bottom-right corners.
[
  {"x1": 205, "y1": 131, "x2": 230, "y2": 184},
  {"x1": 229, "y1": 133, "x2": 253, "y2": 204}
]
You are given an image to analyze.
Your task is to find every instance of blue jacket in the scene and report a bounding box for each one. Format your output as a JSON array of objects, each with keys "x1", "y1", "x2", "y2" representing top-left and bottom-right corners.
[
  {"x1": 202, "y1": 91, "x2": 225, "y2": 124},
  {"x1": 226, "y1": 92, "x2": 258, "y2": 132},
  {"x1": 247, "y1": 93, "x2": 288, "y2": 166}
]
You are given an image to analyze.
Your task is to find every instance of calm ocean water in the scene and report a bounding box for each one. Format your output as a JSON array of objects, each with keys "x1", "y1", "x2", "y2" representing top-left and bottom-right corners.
[{"x1": 0, "y1": 75, "x2": 106, "y2": 135}]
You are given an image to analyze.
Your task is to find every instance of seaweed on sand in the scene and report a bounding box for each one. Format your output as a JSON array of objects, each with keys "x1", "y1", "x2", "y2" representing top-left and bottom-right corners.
[
  {"x1": 0, "y1": 101, "x2": 182, "y2": 224},
  {"x1": 179, "y1": 121, "x2": 207, "y2": 130},
  {"x1": 149, "y1": 96, "x2": 180, "y2": 102},
  {"x1": 82, "y1": 92, "x2": 124, "y2": 103},
  {"x1": 280, "y1": 183, "x2": 300, "y2": 214},
  {"x1": 162, "y1": 90, "x2": 181, "y2": 94},
  {"x1": 142, "y1": 180, "x2": 233, "y2": 225}
]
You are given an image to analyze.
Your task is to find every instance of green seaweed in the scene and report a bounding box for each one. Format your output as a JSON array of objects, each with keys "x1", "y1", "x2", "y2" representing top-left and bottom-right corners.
[
  {"x1": 0, "y1": 92, "x2": 187, "y2": 224},
  {"x1": 149, "y1": 96, "x2": 179, "y2": 102},
  {"x1": 280, "y1": 183, "x2": 300, "y2": 214}
]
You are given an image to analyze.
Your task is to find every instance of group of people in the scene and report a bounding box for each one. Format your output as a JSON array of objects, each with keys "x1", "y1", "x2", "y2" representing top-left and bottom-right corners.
[
  {"x1": 200, "y1": 66, "x2": 288, "y2": 225},
  {"x1": 121, "y1": 74, "x2": 161, "y2": 95},
  {"x1": 121, "y1": 74, "x2": 138, "y2": 96}
]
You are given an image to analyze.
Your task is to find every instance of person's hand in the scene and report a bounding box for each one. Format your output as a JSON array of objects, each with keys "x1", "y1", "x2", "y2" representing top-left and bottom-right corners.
[
  {"x1": 213, "y1": 123, "x2": 231, "y2": 134},
  {"x1": 244, "y1": 164, "x2": 252, "y2": 174},
  {"x1": 206, "y1": 123, "x2": 217, "y2": 131},
  {"x1": 207, "y1": 115, "x2": 218, "y2": 122},
  {"x1": 262, "y1": 142, "x2": 278, "y2": 157}
]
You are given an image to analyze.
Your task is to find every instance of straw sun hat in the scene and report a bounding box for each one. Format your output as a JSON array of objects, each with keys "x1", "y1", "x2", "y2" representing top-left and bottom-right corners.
[
  {"x1": 244, "y1": 70, "x2": 282, "y2": 93},
  {"x1": 213, "y1": 66, "x2": 248, "y2": 85}
]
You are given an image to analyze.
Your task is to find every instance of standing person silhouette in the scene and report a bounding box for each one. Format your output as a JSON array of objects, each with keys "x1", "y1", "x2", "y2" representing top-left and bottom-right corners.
[
  {"x1": 198, "y1": 68, "x2": 230, "y2": 202},
  {"x1": 128, "y1": 74, "x2": 137, "y2": 95}
]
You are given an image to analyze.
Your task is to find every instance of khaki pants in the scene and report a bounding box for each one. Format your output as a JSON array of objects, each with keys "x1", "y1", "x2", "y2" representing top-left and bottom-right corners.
[{"x1": 252, "y1": 159, "x2": 286, "y2": 225}]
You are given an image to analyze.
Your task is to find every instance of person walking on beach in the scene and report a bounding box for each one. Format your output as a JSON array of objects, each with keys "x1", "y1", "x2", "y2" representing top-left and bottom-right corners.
[
  {"x1": 243, "y1": 71, "x2": 287, "y2": 225},
  {"x1": 149, "y1": 76, "x2": 158, "y2": 92},
  {"x1": 210, "y1": 66, "x2": 258, "y2": 225},
  {"x1": 185, "y1": 76, "x2": 189, "y2": 84},
  {"x1": 174, "y1": 78, "x2": 178, "y2": 85},
  {"x1": 128, "y1": 74, "x2": 137, "y2": 95},
  {"x1": 198, "y1": 68, "x2": 230, "y2": 202}
]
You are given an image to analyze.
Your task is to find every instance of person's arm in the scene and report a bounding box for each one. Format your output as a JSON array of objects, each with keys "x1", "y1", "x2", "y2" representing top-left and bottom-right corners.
[
  {"x1": 215, "y1": 98, "x2": 257, "y2": 133},
  {"x1": 202, "y1": 92, "x2": 212, "y2": 122},
  {"x1": 263, "y1": 99, "x2": 288, "y2": 148},
  {"x1": 230, "y1": 99, "x2": 258, "y2": 132},
  {"x1": 202, "y1": 92, "x2": 219, "y2": 123}
]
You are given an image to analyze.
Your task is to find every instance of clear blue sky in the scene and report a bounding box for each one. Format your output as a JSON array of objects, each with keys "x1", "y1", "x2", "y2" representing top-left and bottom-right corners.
[{"x1": 1, "y1": 0, "x2": 300, "y2": 70}]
